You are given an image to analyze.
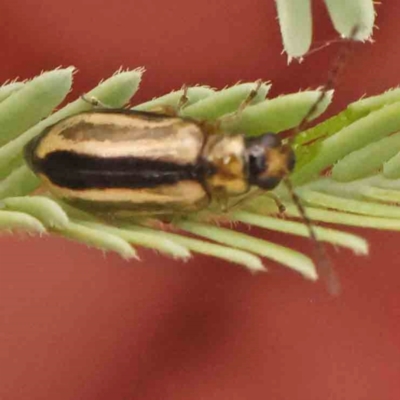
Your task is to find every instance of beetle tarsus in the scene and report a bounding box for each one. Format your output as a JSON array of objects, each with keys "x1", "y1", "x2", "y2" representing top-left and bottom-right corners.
[{"x1": 80, "y1": 95, "x2": 111, "y2": 109}]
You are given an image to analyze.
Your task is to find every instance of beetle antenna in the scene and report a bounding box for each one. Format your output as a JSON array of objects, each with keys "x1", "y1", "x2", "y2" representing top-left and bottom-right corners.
[
  {"x1": 283, "y1": 177, "x2": 341, "y2": 295},
  {"x1": 279, "y1": 26, "x2": 361, "y2": 293},
  {"x1": 291, "y1": 25, "x2": 361, "y2": 140}
]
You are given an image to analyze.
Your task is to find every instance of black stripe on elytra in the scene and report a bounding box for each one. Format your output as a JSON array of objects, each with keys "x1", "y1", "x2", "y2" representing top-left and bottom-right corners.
[{"x1": 35, "y1": 150, "x2": 205, "y2": 190}]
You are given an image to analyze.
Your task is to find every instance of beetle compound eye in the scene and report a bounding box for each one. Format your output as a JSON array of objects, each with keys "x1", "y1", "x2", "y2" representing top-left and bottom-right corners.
[
  {"x1": 245, "y1": 133, "x2": 290, "y2": 190},
  {"x1": 254, "y1": 175, "x2": 281, "y2": 190}
]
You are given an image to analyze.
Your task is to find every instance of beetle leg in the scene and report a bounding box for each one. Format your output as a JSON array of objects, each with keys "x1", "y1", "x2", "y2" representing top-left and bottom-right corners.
[
  {"x1": 236, "y1": 79, "x2": 262, "y2": 115},
  {"x1": 143, "y1": 86, "x2": 190, "y2": 117},
  {"x1": 210, "y1": 80, "x2": 262, "y2": 134},
  {"x1": 144, "y1": 104, "x2": 179, "y2": 116},
  {"x1": 80, "y1": 95, "x2": 113, "y2": 109},
  {"x1": 224, "y1": 189, "x2": 286, "y2": 215},
  {"x1": 265, "y1": 192, "x2": 286, "y2": 214},
  {"x1": 209, "y1": 189, "x2": 230, "y2": 213},
  {"x1": 80, "y1": 95, "x2": 133, "y2": 110},
  {"x1": 176, "y1": 85, "x2": 190, "y2": 112}
]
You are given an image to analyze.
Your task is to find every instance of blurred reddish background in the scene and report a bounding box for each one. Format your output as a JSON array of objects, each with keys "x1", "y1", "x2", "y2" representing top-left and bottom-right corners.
[{"x1": 0, "y1": 1, "x2": 399, "y2": 399}]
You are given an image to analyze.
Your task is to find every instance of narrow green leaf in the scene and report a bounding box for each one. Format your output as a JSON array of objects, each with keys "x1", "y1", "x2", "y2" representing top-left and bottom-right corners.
[
  {"x1": 133, "y1": 86, "x2": 215, "y2": 111},
  {"x1": 80, "y1": 221, "x2": 191, "y2": 260},
  {"x1": 299, "y1": 189, "x2": 400, "y2": 219},
  {"x1": 57, "y1": 221, "x2": 137, "y2": 259},
  {"x1": 383, "y1": 150, "x2": 400, "y2": 179},
  {"x1": 348, "y1": 88, "x2": 400, "y2": 116},
  {"x1": 124, "y1": 224, "x2": 265, "y2": 272},
  {"x1": 47, "y1": 197, "x2": 100, "y2": 222},
  {"x1": 332, "y1": 132, "x2": 400, "y2": 182},
  {"x1": 299, "y1": 175, "x2": 400, "y2": 200},
  {"x1": 285, "y1": 204, "x2": 400, "y2": 231},
  {"x1": 180, "y1": 82, "x2": 270, "y2": 120},
  {"x1": 293, "y1": 111, "x2": 351, "y2": 147},
  {"x1": 324, "y1": 0, "x2": 375, "y2": 40},
  {"x1": 292, "y1": 101, "x2": 400, "y2": 185},
  {"x1": 293, "y1": 89, "x2": 400, "y2": 150},
  {"x1": 222, "y1": 90, "x2": 332, "y2": 136},
  {"x1": 233, "y1": 210, "x2": 368, "y2": 255},
  {"x1": 275, "y1": 0, "x2": 312, "y2": 59},
  {"x1": 360, "y1": 186, "x2": 400, "y2": 203},
  {"x1": 3, "y1": 196, "x2": 69, "y2": 229},
  {"x1": 177, "y1": 220, "x2": 317, "y2": 280},
  {"x1": 0, "y1": 68, "x2": 74, "y2": 146},
  {"x1": 0, "y1": 81, "x2": 25, "y2": 103},
  {"x1": 0, "y1": 210, "x2": 45, "y2": 233}
]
